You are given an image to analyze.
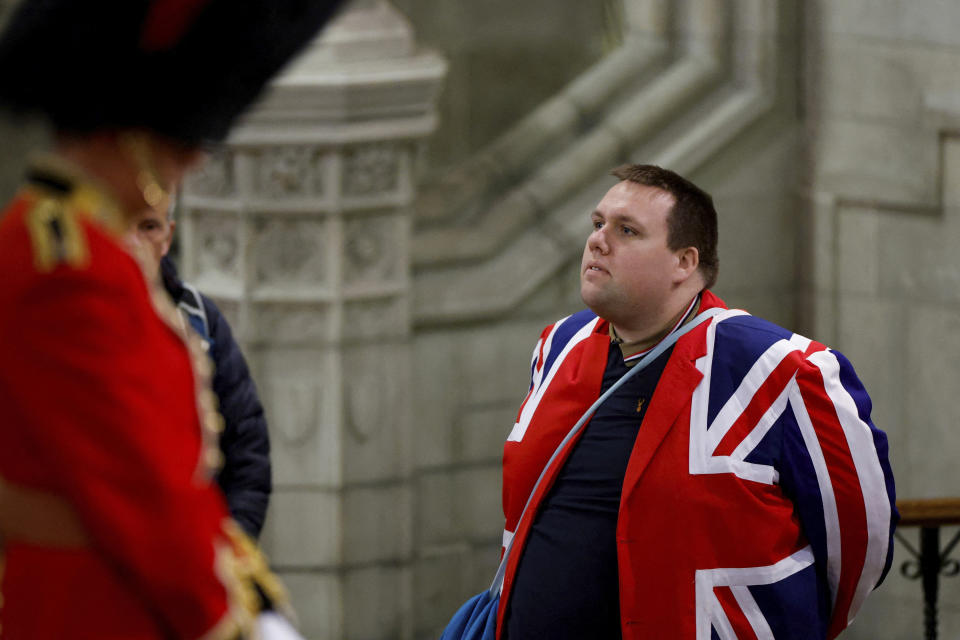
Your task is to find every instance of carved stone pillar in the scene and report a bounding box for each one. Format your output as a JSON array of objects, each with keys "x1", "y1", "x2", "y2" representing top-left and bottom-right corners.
[{"x1": 178, "y1": 3, "x2": 445, "y2": 638}]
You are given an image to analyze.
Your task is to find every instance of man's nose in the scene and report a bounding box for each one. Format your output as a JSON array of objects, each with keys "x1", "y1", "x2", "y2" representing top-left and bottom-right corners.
[{"x1": 587, "y1": 227, "x2": 609, "y2": 254}]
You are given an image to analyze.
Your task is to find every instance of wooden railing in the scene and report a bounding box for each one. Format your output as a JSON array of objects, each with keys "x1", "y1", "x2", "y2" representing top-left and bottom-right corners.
[{"x1": 895, "y1": 498, "x2": 960, "y2": 640}]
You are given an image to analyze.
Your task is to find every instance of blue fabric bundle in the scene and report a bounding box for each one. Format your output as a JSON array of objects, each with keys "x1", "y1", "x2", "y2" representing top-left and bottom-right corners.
[{"x1": 439, "y1": 591, "x2": 498, "y2": 640}]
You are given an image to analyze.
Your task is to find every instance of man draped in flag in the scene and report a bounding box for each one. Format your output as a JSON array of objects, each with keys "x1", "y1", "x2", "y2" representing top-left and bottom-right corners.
[
  {"x1": 497, "y1": 164, "x2": 897, "y2": 639},
  {"x1": 0, "y1": 0, "x2": 341, "y2": 637}
]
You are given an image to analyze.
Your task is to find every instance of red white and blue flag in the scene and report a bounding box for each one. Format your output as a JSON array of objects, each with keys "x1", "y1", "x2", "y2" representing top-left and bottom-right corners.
[{"x1": 498, "y1": 292, "x2": 897, "y2": 640}]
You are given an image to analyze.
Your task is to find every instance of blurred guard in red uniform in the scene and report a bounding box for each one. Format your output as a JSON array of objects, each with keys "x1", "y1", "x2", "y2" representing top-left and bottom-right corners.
[{"x1": 0, "y1": 0, "x2": 342, "y2": 638}]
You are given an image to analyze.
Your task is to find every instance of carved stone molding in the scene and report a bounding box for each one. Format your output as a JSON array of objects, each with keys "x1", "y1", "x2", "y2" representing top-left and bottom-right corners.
[
  {"x1": 343, "y1": 211, "x2": 403, "y2": 286},
  {"x1": 191, "y1": 212, "x2": 242, "y2": 287},
  {"x1": 412, "y1": 0, "x2": 782, "y2": 325},
  {"x1": 343, "y1": 143, "x2": 400, "y2": 197},
  {"x1": 271, "y1": 379, "x2": 324, "y2": 447},
  {"x1": 253, "y1": 146, "x2": 322, "y2": 198},
  {"x1": 343, "y1": 351, "x2": 394, "y2": 443},
  {"x1": 184, "y1": 149, "x2": 235, "y2": 198},
  {"x1": 252, "y1": 218, "x2": 329, "y2": 287}
]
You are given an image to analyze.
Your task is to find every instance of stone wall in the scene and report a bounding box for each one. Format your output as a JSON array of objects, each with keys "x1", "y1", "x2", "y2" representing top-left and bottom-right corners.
[
  {"x1": 391, "y1": 0, "x2": 617, "y2": 177},
  {"x1": 803, "y1": 1, "x2": 960, "y2": 637}
]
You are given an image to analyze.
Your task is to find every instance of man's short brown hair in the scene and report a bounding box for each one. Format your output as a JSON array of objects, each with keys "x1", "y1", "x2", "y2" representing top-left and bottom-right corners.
[{"x1": 610, "y1": 163, "x2": 719, "y2": 289}]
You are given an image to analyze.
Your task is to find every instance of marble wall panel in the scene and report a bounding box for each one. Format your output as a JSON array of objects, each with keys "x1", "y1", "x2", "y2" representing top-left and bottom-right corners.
[
  {"x1": 413, "y1": 542, "x2": 502, "y2": 639},
  {"x1": 456, "y1": 404, "x2": 516, "y2": 465},
  {"x1": 822, "y1": 0, "x2": 960, "y2": 50},
  {"x1": 277, "y1": 571, "x2": 343, "y2": 640},
  {"x1": 412, "y1": 330, "x2": 462, "y2": 468},
  {"x1": 818, "y1": 38, "x2": 960, "y2": 123},
  {"x1": 415, "y1": 465, "x2": 503, "y2": 549},
  {"x1": 341, "y1": 343, "x2": 411, "y2": 483},
  {"x1": 456, "y1": 322, "x2": 545, "y2": 408},
  {"x1": 413, "y1": 546, "x2": 477, "y2": 638},
  {"x1": 253, "y1": 302, "x2": 333, "y2": 345},
  {"x1": 343, "y1": 565, "x2": 413, "y2": 640},
  {"x1": 455, "y1": 466, "x2": 504, "y2": 537},
  {"x1": 416, "y1": 470, "x2": 463, "y2": 546},
  {"x1": 836, "y1": 207, "x2": 880, "y2": 296},
  {"x1": 695, "y1": 124, "x2": 800, "y2": 201},
  {"x1": 712, "y1": 195, "x2": 798, "y2": 291},
  {"x1": 342, "y1": 484, "x2": 414, "y2": 565},
  {"x1": 510, "y1": 257, "x2": 583, "y2": 321},
  {"x1": 258, "y1": 347, "x2": 342, "y2": 487},
  {"x1": 261, "y1": 489, "x2": 341, "y2": 567},
  {"x1": 342, "y1": 297, "x2": 409, "y2": 341},
  {"x1": 877, "y1": 207, "x2": 960, "y2": 305},
  {"x1": 902, "y1": 304, "x2": 960, "y2": 499},
  {"x1": 813, "y1": 119, "x2": 940, "y2": 205}
]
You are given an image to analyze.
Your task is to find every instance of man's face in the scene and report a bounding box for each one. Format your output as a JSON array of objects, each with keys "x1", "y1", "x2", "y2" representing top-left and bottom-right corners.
[
  {"x1": 580, "y1": 180, "x2": 681, "y2": 327},
  {"x1": 125, "y1": 206, "x2": 174, "y2": 282}
]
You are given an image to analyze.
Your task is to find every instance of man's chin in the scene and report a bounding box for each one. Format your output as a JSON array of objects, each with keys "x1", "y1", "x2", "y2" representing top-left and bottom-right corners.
[{"x1": 580, "y1": 287, "x2": 608, "y2": 317}]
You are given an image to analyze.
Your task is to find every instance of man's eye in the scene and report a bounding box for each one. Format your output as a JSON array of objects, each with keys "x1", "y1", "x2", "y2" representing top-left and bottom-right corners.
[
  {"x1": 621, "y1": 226, "x2": 636, "y2": 236},
  {"x1": 592, "y1": 220, "x2": 604, "y2": 230}
]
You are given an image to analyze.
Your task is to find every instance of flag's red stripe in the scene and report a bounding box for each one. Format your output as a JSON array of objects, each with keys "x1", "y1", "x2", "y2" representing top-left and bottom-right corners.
[
  {"x1": 798, "y1": 364, "x2": 868, "y2": 639},
  {"x1": 715, "y1": 586, "x2": 760, "y2": 640},
  {"x1": 714, "y1": 343, "x2": 827, "y2": 457}
]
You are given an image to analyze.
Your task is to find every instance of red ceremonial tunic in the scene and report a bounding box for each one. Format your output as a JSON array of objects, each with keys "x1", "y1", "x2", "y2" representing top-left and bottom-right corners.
[{"x1": 0, "y1": 166, "x2": 266, "y2": 639}]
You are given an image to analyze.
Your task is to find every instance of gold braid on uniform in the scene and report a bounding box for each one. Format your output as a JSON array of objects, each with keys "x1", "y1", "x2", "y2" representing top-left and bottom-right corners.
[
  {"x1": 148, "y1": 286, "x2": 225, "y2": 481},
  {"x1": 207, "y1": 520, "x2": 296, "y2": 639},
  {"x1": 143, "y1": 212, "x2": 293, "y2": 637}
]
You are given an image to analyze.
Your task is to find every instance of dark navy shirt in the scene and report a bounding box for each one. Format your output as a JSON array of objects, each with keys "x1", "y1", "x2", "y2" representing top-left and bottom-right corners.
[{"x1": 503, "y1": 341, "x2": 673, "y2": 640}]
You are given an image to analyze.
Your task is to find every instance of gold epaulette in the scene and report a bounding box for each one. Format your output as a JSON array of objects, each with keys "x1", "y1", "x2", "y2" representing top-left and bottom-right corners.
[
  {"x1": 20, "y1": 155, "x2": 126, "y2": 274},
  {"x1": 23, "y1": 192, "x2": 90, "y2": 273}
]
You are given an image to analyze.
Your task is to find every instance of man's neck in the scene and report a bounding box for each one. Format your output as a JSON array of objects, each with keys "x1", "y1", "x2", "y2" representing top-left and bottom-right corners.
[{"x1": 610, "y1": 292, "x2": 702, "y2": 352}]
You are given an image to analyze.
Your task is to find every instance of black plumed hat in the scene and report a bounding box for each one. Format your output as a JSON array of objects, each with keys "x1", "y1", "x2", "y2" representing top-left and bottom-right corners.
[{"x1": 0, "y1": 0, "x2": 344, "y2": 145}]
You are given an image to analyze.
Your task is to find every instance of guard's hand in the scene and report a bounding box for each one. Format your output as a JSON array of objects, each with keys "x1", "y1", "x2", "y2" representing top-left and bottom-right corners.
[{"x1": 256, "y1": 612, "x2": 306, "y2": 640}]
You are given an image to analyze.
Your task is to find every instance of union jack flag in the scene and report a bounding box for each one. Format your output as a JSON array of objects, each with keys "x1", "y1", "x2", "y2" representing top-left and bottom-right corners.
[{"x1": 498, "y1": 294, "x2": 897, "y2": 640}]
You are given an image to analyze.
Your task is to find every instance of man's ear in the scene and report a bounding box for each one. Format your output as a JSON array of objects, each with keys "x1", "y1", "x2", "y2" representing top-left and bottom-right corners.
[{"x1": 674, "y1": 246, "x2": 700, "y2": 283}]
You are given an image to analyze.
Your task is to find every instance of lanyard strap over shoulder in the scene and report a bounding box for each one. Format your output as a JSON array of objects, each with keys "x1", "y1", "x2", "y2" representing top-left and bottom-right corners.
[{"x1": 490, "y1": 304, "x2": 725, "y2": 595}]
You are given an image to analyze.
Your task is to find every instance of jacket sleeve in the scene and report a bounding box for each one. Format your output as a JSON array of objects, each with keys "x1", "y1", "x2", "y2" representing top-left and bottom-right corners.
[
  {"x1": 778, "y1": 347, "x2": 898, "y2": 640},
  {"x1": 204, "y1": 293, "x2": 272, "y2": 539}
]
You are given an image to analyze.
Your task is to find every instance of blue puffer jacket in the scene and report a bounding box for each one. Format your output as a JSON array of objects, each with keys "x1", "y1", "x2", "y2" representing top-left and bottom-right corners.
[{"x1": 161, "y1": 256, "x2": 271, "y2": 538}]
